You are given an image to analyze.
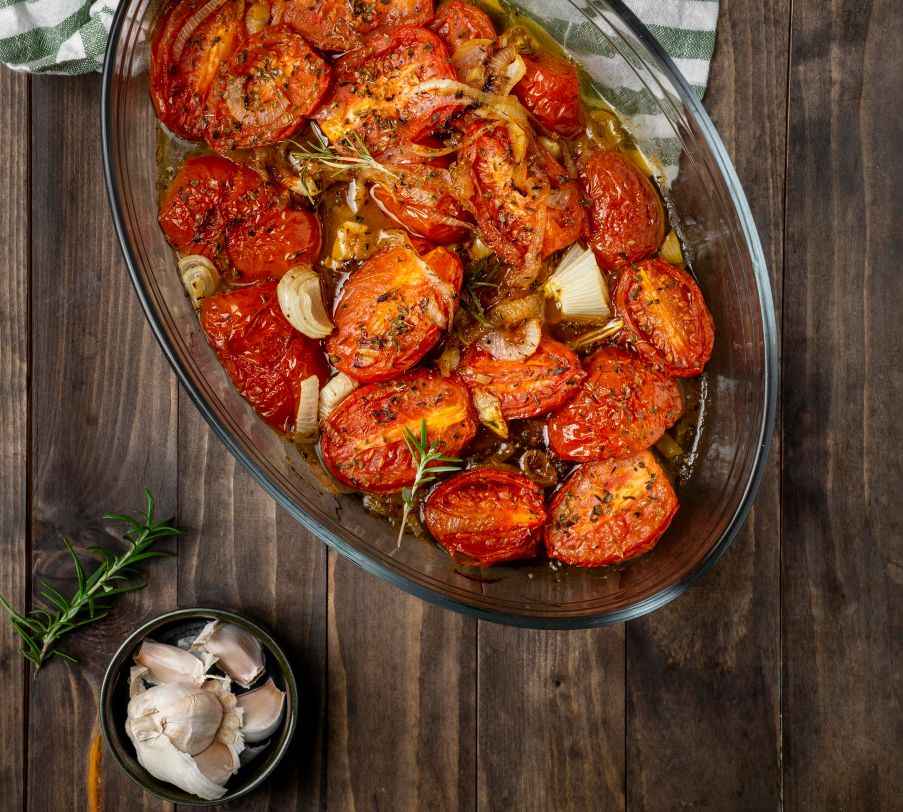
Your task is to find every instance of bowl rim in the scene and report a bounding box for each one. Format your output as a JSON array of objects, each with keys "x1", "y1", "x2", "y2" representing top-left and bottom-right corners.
[
  {"x1": 100, "y1": 0, "x2": 778, "y2": 629},
  {"x1": 99, "y1": 606, "x2": 299, "y2": 805}
]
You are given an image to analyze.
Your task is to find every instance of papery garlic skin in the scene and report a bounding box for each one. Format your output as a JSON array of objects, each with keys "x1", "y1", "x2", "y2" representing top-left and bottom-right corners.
[
  {"x1": 128, "y1": 683, "x2": 223, "y2": 756},
  {"x1": 134, "y1": 639, "x2": 208, "y2": 688},
  {"x1": 191, "y1": 621, "x2": 265, "y2": 689},
  {"x1": 193, "y1": 740, "x2": 241, "y2": 786},
  {"x1": 237, "y1": 678, "x2": 286, "y2": 743}
]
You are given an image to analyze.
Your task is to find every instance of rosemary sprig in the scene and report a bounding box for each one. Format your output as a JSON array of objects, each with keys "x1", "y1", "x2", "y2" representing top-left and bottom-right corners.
[
  {"x1": 288, "y1": 131, "x2": 399, "y2": 181},
  {"x1": 459, "y1": 256, "x2": 501, "y2": 326},
  {"x1": 396, "y1": 419, "x2": 462, "y2": 548},
  {"x1": 0, "y1": 490, "x2": 184, "y2": 673}
]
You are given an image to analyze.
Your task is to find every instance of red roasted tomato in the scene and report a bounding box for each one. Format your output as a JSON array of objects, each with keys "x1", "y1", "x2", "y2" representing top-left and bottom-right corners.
[
  {"x1": 545, "y1": 451, "x2": 678, "y2": 566},
  {"x1": 457, "y1": 335, "x2": 585, "y2": 420},
  {"x1": 371, "y1": 180, "x2": 471, "y2": 245},
  {"x1": 428, "y1": 0, "x2": 496, "y2": 52},
  {"x1": 327, "y1": 242, "x2": 463, "y2": 382},
  {"x1": 614, "y1": 258, "x2": 715, "y2": 377},
  {"x1": 547, "y1": 347, "x2": 683, "y2": 461},
  {"x1": 205, "y1": 25, "x2": 330, "y2": 151},
  {"x1": 513, "y1": 51, "x2": 583, "y2": 137},
  {"x1": 199, "y1": 282, "x2": 328, "y2": 431},
  {"x1": 423, "y1": 468, "x2": 547, "y2": 566},
  {"x1": 320, "y1": 371, "x2": 478, "y2": 493},
  {"x1": 313, "y1": 26, "x2": 457, "y2": 158},
  {"x1": 274, "y1": 0, "x2": 434, "y2": 52},
  {"x1": 580, "y1": 149, "x2": 664, "y2": 271},
  {"x1": 225, "y1": 205, "x2": 322, "y2": 282},
  {"x1": 158, "y1": 155, "x2": 276, "y2": 259},
  {"x1": 150, "y1": 0, "x2": 245, "y2": 140}
]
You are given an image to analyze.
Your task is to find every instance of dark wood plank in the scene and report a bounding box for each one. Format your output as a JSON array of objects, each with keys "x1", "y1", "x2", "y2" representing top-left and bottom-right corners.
[
  {"x1": 624, "y1": 2, "x2": 788, "y2": 808},
  {"x1": 26, "y1": 74, "x2": 178, "y2": 812},
  {"x1": 176, "y1": 404, "x2": 328, "y2": 811},
  {"x1": 0, "y1": 66, "x2": 29, "y2": 812},
  {"x1": 477, "y1": 626, "x2": 625, "y2": 811},
  {"x1": 327, "y1": 554, "x2": 477, "y2": 811},
  {"x1": 782, "y1": 1, "x2": 903, "y2": 807}
]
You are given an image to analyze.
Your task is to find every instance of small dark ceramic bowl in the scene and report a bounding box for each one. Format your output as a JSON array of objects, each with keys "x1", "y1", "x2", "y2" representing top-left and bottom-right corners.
[{"x1": 100, "y1": 607, "x2": 298, "y2": 806}]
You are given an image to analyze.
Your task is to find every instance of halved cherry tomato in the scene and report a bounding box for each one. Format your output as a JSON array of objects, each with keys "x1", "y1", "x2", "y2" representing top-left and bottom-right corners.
[
  {"x1": 320, "y1": 370, "x2": 478, "y2": 493},
  {"x1": 326, "y1": 243, "x2": 463, "y2": 383},
  {"x1": 457, "y1": 335, "x2": 585, "y2": 420},
  {"x1": 580, "y1": 149, "x2": 664, "y2": 271},
  {"x1": 205, "y1": 24, "x2": 330, "y2": 151},
  {"x1": 614, "y1": 258, "x2": 715, "y2": 377},
  {"x1": 158, "y1": 155, "x2": 275, "y2": 259},
  {"x1": 150, "y1": 0, "x2": 245, "y2": 140},
  {"x1": 428, "y1": 0, "x2": 496, "y2": 53},
  {"x1": 512, "y1": 51, "x2": 583, "y2": 137},
  {"x1": 225, "y1": 205, "x2": 322, "y2": 282},
  {"x1": 371, "y1": 181, "x2": 471, "y2": 245},
  {"x1": 546, "y1": 347, "x2": 683, "y2": 461},
  {"x1": 275, "y1": 0, "x2": 434, "y2": 52},
  {"x1": 423, "y1": 468, "x2": 546, "y2": 566},
  {"x1": 200, "y1": 282, "x2": 328, "y2": 431},
  {"x1": 457, "y1": 122, "x2": 584, "y2": 270},
  {"x1": 545, "y1": 451, "x2": 678, "y2": 567},
  {"x1": 313, "y1": 26, "x2": 456, "y2": 158}
]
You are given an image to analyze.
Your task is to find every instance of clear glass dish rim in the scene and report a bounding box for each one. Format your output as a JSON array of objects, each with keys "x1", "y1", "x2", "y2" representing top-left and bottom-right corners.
[{"x1": 100, "y1": 0, "x2": 778, "y2": 629}]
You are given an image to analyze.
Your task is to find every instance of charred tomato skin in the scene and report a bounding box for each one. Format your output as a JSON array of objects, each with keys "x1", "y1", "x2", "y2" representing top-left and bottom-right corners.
[
  {"x1": 320, "y1": 370, "x2": 478, "y2": 494},
  {"x1": 545, "y1": 451, "x2": 678, "y2": 567},
  {"x1": 423, "y1": 468, "x2": 547, "y2": 566},
  {"x1": 580, "y1": 149, "x2": 665, "y2": 271},
  {"x1": 457, "y1": 335, "x2": 586, "y2": 420},
  {"x1": 225, "y1": 205, "x2": 322, "y2": 282},
  {"x1": 546, "y1": 347, "x2": 684, "y2": 461},
  {"x1": 614, "y1": 258, "x2": 715, "y2": 377},
  {"x1": 513, "y1": 51, "x2": 584, "y2": 137}
]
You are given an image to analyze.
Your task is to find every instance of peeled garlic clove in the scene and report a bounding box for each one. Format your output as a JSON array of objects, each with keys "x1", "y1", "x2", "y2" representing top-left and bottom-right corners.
[
  {"x1": 277, "y1": 265, "x2": 334, "y2": 339},
  {"x1": 329, "y1": 220, "x2": 374, "y2": 267},
  {"x1": 134, "y1": 639, "x2": 208, "y2": 687},
  {"x1": 659, "y1": 229, "x2": 684, "y2": 265},
  {"x1": 193, "y1": 740, "x2": 240, "y2": 787},
  {"x1": 544, "y1": 245, "x2": 611, "y2": 323},
  {"x1": 318, "y1": 372, "x2": 357, "y2": 420},
  {"x1": 294, "y1": 375, "x2": 320, "y2": 440},
  {"x1": 191, "y1": 621, "x2": 265, "y2": 689},
  {"x1": 480, "y1": 318, "x2": 542, "y2": 361},
  {"x1": 179, "y1": 255, "x2": 219, "y2": 310},
  {"x1": 127, "y1": 683, "x2": 223, "y2": 756},
  {"x1": 472, "y1": 388, "x2": 508, "y2": 438},
  {"x1": 237, "y1": 678, "x2": 286, "y2": 743}
]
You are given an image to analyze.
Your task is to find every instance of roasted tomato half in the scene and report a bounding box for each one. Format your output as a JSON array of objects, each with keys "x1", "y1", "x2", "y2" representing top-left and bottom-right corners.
[
  {"x1": 371, "y1": 180, "x2": 471, "y2": 245},
  {"x1": 457, "y1": 122, "x2": 585, "y2": 273},
  {"x1": 545, "y1": 451, "x2": 678, "y2": 567},
  {"x1": 225, "y1": 205, "x2": 322, "y2": 282},
  {"x1": 423, "y1": 468, "x2": 547, "y2": 566},
  {"x1": 158, "y1": 156, "x2": 276, "y2": 259},
  {"x1": 320, "y1": 371, "x2": 478, "y2": 493},
  {"x1": 274, "y1": 0, "x2": 433, "y2": 52},
  {"x1": 428, "y1": 0, "x2": 496, "y2": 53},
  {"x1": 313, "y1": 26, "x2": 457, "y2": 157},
  {"x1": 205, "y1": 25, "x2": 330, "y2": 151},
  {"x1": 200, "y1": 282, "x2": 328, "y2": 431},
  {"x1": 546, "y1": 347, "x2": 683, "y2": 461},
  {"x1": 457, "y1": 335, "x2": 585, "y2": 420},
  {"x1": 327, "y1": 243, "x2": 463, "y2": 382},
  {"x1": 580, "y1": 149, "x2": 664, "y2": 271},
  {"x1": 614, "y1": 258, "x2": 715, "y2": 377},
  {"x1": 513, "y1": 51, "x2": 583, "y2": 137},
  {"x1": 150, "y1": 0, "x2": 245, "y2": 140}
]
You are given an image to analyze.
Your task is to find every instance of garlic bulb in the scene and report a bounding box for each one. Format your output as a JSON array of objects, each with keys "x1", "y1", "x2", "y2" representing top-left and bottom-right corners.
[
  {"x1": 179, "y1": 255, "x2": 219, "y2": 310},
  {"x1": 237, "y1": 678, "x2": 286, "y2": 743},
  {"x1": 480, "y1": 318, "x2": 542, "y2": 361},
  {"x1": 277, "y1": 266, "x2": 333, "y2": 339},
  {"x1": 129, "y1": 683, "x2": 224, "y2": 756},
  {"x1": 191, "y1": 621, "x2": 265, "y2": 689},
  {"x1": 471, "y1": 388, "x2": 508, "y2": 438},
  {"x1": 544, "y1": 245, "x2": 611, "y2": 323},
  {"x1": 318, "y1": 372, "x2": 357, "y2": 420},
  {"x1": 134, "y1": 639, "x2": 208, "y2": 688},
  {"x1": 294, "y1": 375, "x2": 320, "y2": 440}
]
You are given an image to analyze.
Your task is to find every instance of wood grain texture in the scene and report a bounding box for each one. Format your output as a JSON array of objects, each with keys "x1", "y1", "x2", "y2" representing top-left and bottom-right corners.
[
  {"x1": 26, "y1": 75, "x2": 178, "y2": 812},
  {"x1": 624, "y1": 1, "x2": 788, "y2": 808},
  {"x1": 176, "y1": 402, "x2": 328, "y2": 811},
  {"x1": 782, "y1": 0, "x2": 903, "y2": 808},
  {"x1": 0, "y1": 67, "x2": 28, "y2": 812},
  {"x1": 477, "y1": 627, "x2": 625, "y2": 811},
  {"x1": 327, "y1": 553, "x2": 477, "y2": 812}
]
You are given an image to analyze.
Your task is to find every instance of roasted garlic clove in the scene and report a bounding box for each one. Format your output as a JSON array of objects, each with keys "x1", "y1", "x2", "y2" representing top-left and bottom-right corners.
[
  {"x1": 134, "y1": 639, "x2": 208, "y2": 688},
  {"x1": 294, "y1": 375, "x2": 321, "y2": 440},
  {"x1": 544, "y1": 245, "x2": 611, "y2": 323},
  {"x1": 191, "y1": 621, "x2": 265, "y2": 689},
  {"x1": 236, "y1": 678, "x2": 286, "y2": 743},
  {"x1": 472, "y1": 388, "x2": 508, "y2": 439},
  {"x1": 277, "y1": 266, "x2": 334, "y2": 339},
  {"x1": 179, "y1": 255, "x2": 219, "y2": 310},
  {"x1": 318, "y1": 373, "x2": 357, "y2": 420},
  {"x1": 480, "y1": 318, "x2": 542, "y2": 361}
]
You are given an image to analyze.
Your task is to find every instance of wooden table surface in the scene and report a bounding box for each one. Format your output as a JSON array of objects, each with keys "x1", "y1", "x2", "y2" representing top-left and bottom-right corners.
[{"x1": 1, "y1": 0, "x2": 901, "y2": 809}]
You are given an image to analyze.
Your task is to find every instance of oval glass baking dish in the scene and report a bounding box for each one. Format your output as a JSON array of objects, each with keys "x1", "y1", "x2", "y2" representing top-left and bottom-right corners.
[{"x1": 101, "y1": 0, "x2": 777, "y2": 628}]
